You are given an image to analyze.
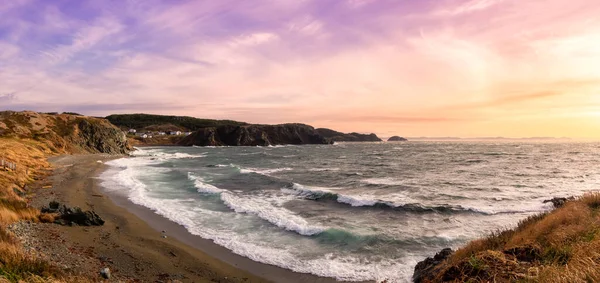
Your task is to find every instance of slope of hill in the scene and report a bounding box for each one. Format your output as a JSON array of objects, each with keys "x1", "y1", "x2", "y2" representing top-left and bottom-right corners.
[
  {"x1": 0, "y1": 111, "x2": 131, "y2": 281},
  {"x1": 178, "y1": 124, "x2": 332, "y2": 146},
  {"x1": 414, "y1": 194, "x2": 600, "y2": 282},
  {"x1": 315, "y1": 128, "x2": 382, "y2": 142},
  {"x1": 1, "y1": 111, "x2": 130, "y2": 154},
  {"x1": 106, "y1": 113, "x2": 247, "y2": 131}
]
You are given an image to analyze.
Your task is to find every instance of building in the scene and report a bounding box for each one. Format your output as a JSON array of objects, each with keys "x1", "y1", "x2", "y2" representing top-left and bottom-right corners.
[{"x1": 128, "y1": 129, "x2": 137, "y2": 134}]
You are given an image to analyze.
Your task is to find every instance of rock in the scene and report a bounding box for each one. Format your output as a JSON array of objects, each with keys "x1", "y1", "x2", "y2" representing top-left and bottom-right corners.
[
  {"x1": 315, "y1": 128, "x2": 382, "y2": 142},
  {"x1": 387, "y1": 136, "x2": 408, "y2": 142},
  {"x1": 178, "y1": 124, "x2": 332, "y2": 146},
  {"x1": 100, "y1": 267, "x2": 111, "y2": 279},
  {"x1": 41, "y1": 201, "x2": 105, "y2": 226},
  {"x1": 543, "y1": 196, "x2": 574, "y2": 208},
  {"x1": 413, "y1": 248, "x2": 453, "y2": 283}
]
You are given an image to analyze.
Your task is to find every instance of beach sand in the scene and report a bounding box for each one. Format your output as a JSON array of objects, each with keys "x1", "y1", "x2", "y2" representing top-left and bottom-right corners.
[{"x1": 20, "y1": 154, "x2": 342, "y2": 282}]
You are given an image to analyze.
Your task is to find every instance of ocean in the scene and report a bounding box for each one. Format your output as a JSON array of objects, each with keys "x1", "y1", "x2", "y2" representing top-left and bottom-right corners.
[{"x1": 99, "y1": 141, "x2": 600, "y2": 282}]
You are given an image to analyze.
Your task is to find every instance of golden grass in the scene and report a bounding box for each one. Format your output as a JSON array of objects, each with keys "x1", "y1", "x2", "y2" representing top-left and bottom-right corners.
[
  {"x1": 0, "y1": 137, "x2": 65, "y2": 282},
  {"x1": 434, "y1": 193, "x2": 600, "y2": 282}
]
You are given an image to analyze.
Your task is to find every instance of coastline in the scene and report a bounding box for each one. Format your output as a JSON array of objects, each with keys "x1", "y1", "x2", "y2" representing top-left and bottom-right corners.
[{"x1": 26, "y1": 154, "x2": 347, "y2": 283}]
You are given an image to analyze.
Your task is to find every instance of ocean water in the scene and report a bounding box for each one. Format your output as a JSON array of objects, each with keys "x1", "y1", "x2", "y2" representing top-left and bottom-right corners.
[{"x1": 99, "y1": 142, "x2": 600, "y2": 282}]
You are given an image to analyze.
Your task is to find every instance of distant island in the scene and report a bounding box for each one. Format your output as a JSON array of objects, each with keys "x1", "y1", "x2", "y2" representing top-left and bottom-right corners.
[{"x1": 387, "y1": 136, "x2": 408, "y2": 142}]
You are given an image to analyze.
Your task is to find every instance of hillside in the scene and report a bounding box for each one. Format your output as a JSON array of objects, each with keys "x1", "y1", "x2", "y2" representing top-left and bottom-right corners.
[
  {"x1": 414, "y1": 194, "x2": 600, "y2": 282},
  {"x1": 106, "y1": 113, "x2": 247, "y2": 131},
  {"x1": 178, "y1": 124, "x2": 332, "y2": 146},
  {"x1": 0, "y1": 111, "x2": 130, "y2": 281},
  {"x1": 315, "y1": 128, "x2": 382, "y2": 142}
]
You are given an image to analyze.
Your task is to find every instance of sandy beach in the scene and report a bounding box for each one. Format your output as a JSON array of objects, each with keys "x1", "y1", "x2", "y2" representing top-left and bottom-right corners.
[{"x1": 15, "y1": 154, "x2": 343, "y2": 282}]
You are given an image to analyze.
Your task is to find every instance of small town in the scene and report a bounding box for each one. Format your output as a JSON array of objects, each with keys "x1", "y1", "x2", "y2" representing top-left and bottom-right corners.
[{"x1": 126, "y1": 129, "x2": 192, "y2": 139}]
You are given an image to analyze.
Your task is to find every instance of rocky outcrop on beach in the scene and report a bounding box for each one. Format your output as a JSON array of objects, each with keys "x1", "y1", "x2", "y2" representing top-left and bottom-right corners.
[
  {"x1": 413, "y1": 248, "x2": 454, "y2": 283},
  {"x1": 543, "y1": 196, "x2": 574, "y2": 208},
  {"x1": 387, "y1": 136, "x2": 408, "y2": 142},
  {"x1": 0, "y1": 111, "x2": 130, "y2": 154},
  {"x1": 178, "y1": 124, "x2": 332, "y2": 146},
  {"x1": 41, "y1": 201, "x2": 105, "y2": 226},
  {"x1": 315, "y1": 128, "x2": 382, "y2": 142}
]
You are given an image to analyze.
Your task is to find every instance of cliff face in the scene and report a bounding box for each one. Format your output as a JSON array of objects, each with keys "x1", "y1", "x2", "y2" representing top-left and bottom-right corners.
[
  {"x1": 316, "y1": 128, "x2": 382, "y2": 142},
  {"x1": 178, "y1": 124, "x2": 332, "y2": 146},
  {"x1": 0, "y1": 111, "x2": 130, "y2": 154}
]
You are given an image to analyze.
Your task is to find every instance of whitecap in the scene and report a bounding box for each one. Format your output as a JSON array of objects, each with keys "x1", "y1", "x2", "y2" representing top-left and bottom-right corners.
[
  {"x1": 220, "y1": 192, "x2": 324, "y2": 236},
  {"x1": 187, "y1": 173, "x2": 225, "y2": 194}
]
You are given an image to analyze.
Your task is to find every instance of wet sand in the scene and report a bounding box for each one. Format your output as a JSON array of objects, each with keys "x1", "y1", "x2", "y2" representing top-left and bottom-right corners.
[{"x1": 29, "y1": 154, "x2": 342, "y2": 282}]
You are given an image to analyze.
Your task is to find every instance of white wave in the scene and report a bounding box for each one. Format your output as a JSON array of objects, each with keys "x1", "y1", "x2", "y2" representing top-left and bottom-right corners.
[
  {"x1": 284, "y1": 183, "x2": 420, "y2": 209},
  {"x1": 187, "y1": 173, "x2": 224, "y2": 194},
  {"x1": 220, "y1": 192, "x2": 324, "y2": 236},
  {"x1": 362, "y1": 177, "x2": 404, "y2": 186},
  {"x1": 239, "y1": 167, "x2": 292, "y2": 175},
  {"x1": 131, "y1": 148, "x2": 205, "y2": 159},
  {"x1": 99, "y1": 160, "x2": 418, "y2": 282},
  {"x1": 309, "y1": 167, "x2": 340, "y2": 172}
]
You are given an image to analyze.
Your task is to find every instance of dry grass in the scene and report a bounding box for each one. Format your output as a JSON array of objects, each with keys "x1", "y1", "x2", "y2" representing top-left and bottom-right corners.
[
  {"x1": 433, "y1": 192, "x2": 600, "y2": 282},
  {"x1": 0, "y1": 112, "x2": 124, "y2": 282},
  {"x1": 0, "y1": 137, "x2": 64, "y2": 282}
]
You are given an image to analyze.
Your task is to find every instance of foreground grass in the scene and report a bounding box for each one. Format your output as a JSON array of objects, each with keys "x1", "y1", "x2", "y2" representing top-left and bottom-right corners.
[
  {"x1": 432, "y1": 193, "x2": 600, "y2": 282},
  {"x1": 0, "y1": 138, "x2": 58, "y2": 282}
]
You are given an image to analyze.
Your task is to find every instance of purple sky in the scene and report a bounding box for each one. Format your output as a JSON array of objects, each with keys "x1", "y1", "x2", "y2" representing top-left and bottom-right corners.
[{"x1": 1, "y1": 0, "x2": 600, "y2": 137}]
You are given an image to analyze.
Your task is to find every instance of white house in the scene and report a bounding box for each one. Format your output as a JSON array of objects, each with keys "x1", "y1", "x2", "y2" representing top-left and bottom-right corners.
[
  {"x1": 140, "y1": 134, "x2": 148, "y2": 139},
  {"x1": 128, "y1": 129, "x2": 137, "y2": 134},
  {"x1": 169, "y1": 131, "x2": 182, "y2": 135}
]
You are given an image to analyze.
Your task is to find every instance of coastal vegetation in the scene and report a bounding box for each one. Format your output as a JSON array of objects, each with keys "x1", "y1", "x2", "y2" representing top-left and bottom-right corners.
[
  {"x1": 417, "y1": 193, "x2": 600, "y2": 282},
  {"x1": 0, "y1": 111, "x2": 129, "y2": 281},
  {"x1": 105, "y1": 113, "x2": 247, "y2": 131}
]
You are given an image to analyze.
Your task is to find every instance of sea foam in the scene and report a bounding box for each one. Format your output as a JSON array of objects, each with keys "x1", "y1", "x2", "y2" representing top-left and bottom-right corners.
[
  {"x1": 220, "y1": 192, "x2": 324, "y2": 236},
  {"x1": 187, "y1": 173, "x2": 225, "y2": 194}
]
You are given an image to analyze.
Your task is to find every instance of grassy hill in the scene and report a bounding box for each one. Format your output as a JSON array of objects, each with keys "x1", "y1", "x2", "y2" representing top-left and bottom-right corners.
[
  {"x1": 419, "y1": 193, "x2": 600, "y2": 282},
  {"x1": 0, "y1": 111, "x2": 130, "y2": 281},
  {"x1": 105, "y1": 113, "x2": 247, "y2": 131}
]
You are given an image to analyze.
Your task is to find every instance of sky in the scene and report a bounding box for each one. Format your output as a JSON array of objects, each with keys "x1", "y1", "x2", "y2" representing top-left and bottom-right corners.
[{"x1": 1, "y1": 0, "x2": 599, "y2": 138}]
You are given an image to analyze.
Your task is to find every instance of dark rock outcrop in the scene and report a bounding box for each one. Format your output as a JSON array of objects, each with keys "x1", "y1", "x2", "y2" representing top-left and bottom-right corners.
[
  {"x1": 178, "y1": 124, "x2": 332, "y2": 146},
  {"x1": 543, "y1": 196, "x2": 574, "y2": 208},
  {"x1": 413, "y1": 248, "x2": 453, "y2": 283},
  {"x1": 69, "y1": 118, "x2": 130, "y2": 154},
  {"x1": 315, "y1": 128, "x2": 382, "y2": 142},
  {"x1": 42, "y1": 201, "x2": 105, "y2": 226},
  {"x1": 387, "y1": 136, "x2": 408, "y2": 142}
]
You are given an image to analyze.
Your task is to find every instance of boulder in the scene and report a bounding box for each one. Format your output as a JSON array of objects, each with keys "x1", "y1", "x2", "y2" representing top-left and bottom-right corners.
[
  {"x1": 543, "y1": 197, "x2": 574, "y2": 208},
  {"x1": 100, "y1": 267, "x2": 111, "y2": 279},
  {"x1": 41, "y1": 201, "x2": 105, "y2": 226},
  {"x1": 413, "y1": 248, "x2": 453, "y2": 283}
]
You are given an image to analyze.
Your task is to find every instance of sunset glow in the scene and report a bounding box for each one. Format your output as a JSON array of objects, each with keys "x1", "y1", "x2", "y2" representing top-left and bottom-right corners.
[{"x1": 1, "y1": 0, "x2": 599, "y2": 138}]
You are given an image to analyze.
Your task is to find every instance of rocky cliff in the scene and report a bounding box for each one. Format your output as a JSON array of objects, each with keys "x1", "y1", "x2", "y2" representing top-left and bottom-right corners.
[
  {"x1": 315, "y1": 128, "x2": 382, "y2": 142},
  {"x1": 0, "y1": 111, "x2": 130, "y2": 154},
  {"x1": 387, "y1": 136, "x2": 408, "y2": 142},
  {"x1": 178, "y1": 124, "x2": 332, "y2": 146}
]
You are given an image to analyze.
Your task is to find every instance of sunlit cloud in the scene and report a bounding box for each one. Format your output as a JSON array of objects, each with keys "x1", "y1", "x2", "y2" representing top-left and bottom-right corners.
[{"x1": 0, "y1": 0, "x2": 599, "y2": 138}]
